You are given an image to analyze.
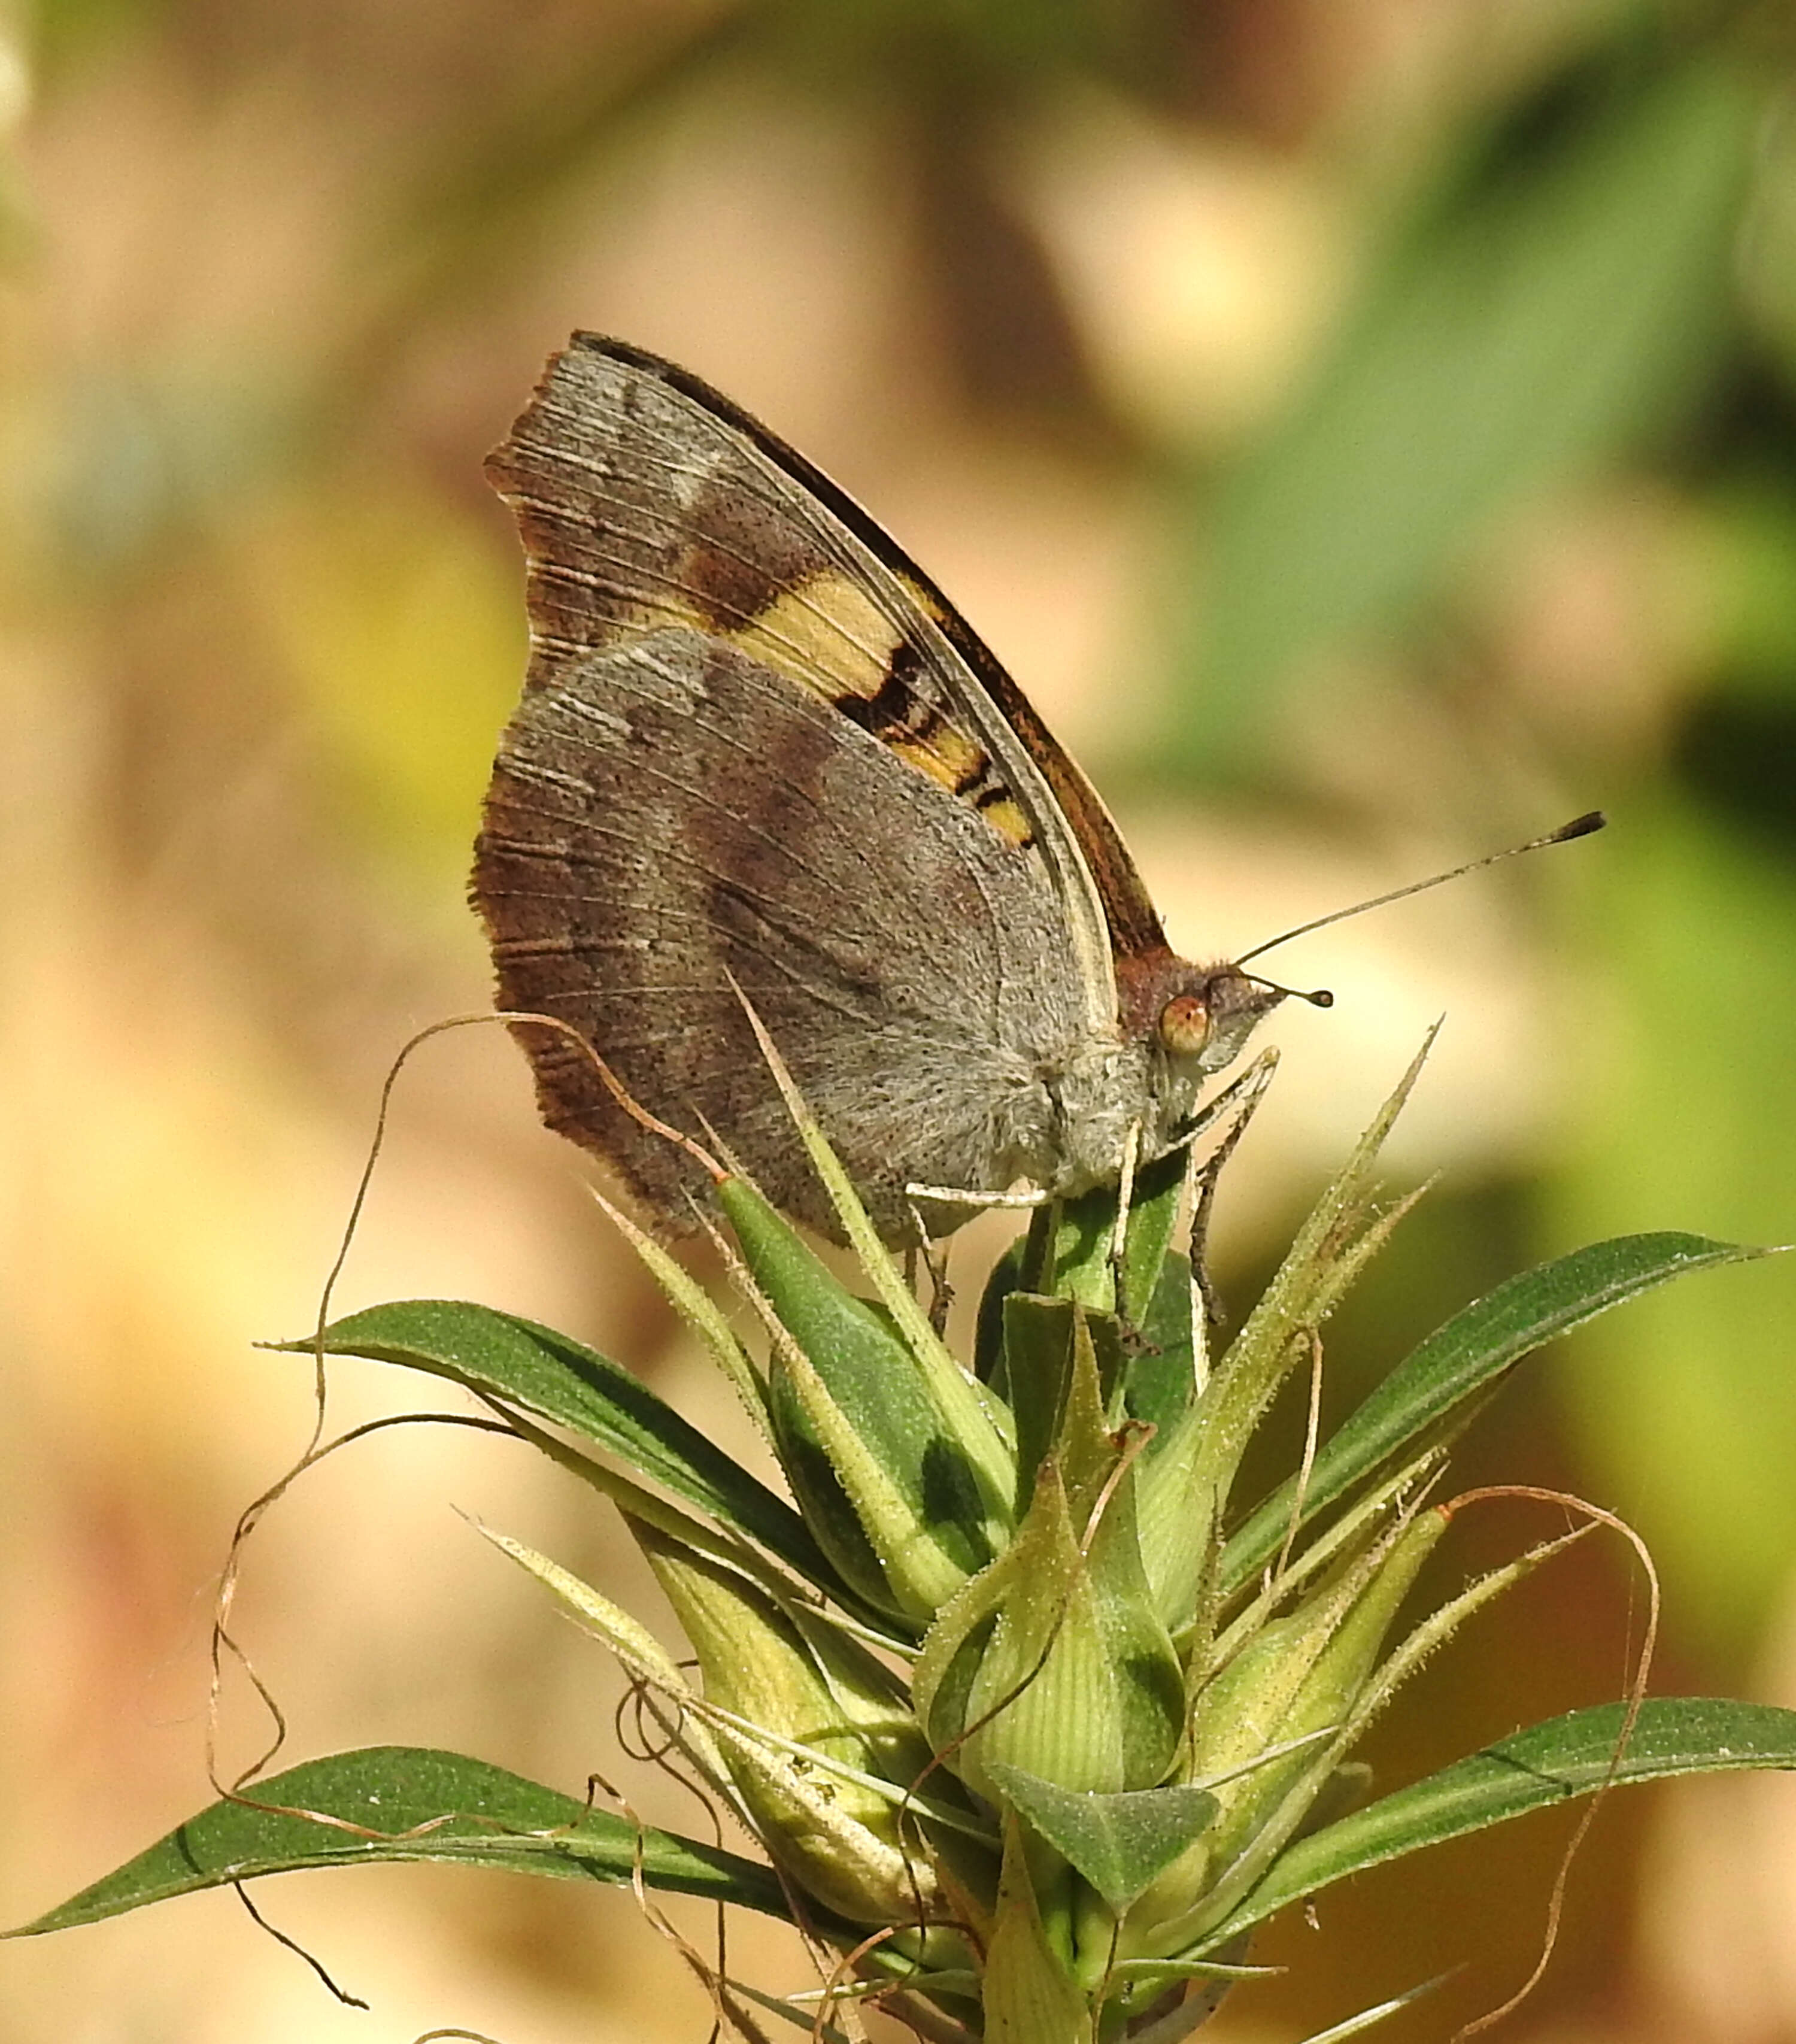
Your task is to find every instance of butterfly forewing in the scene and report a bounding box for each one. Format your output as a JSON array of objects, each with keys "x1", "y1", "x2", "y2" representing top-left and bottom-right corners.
[{"x1": 492, "y1": 340, "x2": 1122, "y2": 987}]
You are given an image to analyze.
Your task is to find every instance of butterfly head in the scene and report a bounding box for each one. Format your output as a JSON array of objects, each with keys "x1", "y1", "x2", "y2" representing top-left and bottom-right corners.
[{"x1": 1154, "y1": 964, "x2": 1324, "y2": 1076}]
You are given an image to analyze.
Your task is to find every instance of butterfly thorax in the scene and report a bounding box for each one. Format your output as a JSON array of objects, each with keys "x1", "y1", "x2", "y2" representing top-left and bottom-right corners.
[{"x1": 975, "y1": 955, "x2": 1284, "y2": 1215}]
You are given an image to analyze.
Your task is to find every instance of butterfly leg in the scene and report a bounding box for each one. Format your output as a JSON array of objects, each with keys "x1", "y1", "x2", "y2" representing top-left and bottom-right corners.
[
  {"x1": 1166, "y1": 1045, "x2": 1281, "y2": 1154},
  {"x1": 903, "y1": 1181, "x2": 1055, "y2": 1211},
  {"x1": 903, "y1": 1206, "x2": 957, "y2": 1334},
  {"x1": 1184, "y1": 1050, "x2": 1281, "y2": 1330},
  {"x1": 1106, "y1": 1119, "x2": 1143, "y2": 1317}
]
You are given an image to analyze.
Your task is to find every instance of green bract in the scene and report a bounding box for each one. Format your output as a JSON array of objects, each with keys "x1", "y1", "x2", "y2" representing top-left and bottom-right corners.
[{"x1": 10, "y1": 1044, "x2": 1792, "y2": 2043}]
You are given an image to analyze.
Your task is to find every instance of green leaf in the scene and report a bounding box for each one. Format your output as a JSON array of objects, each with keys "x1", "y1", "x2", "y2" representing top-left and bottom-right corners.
[
  {"x1": 915, "y1": 1420, "x2": 1182, "y2": 1803},
  {"x1": 1120, "y1": 1142, "x2": 1192, "y2": 1334},
  {"x1": 1037, "y1": 1150, "x2": 1195, "y2": 1336},
  {"x1": 718, "y1": 1044, "x2": 1014, "y2": 1506},
  {"x1": 1000, "y1": 1294, "x2": 1131, "y2": 1514},
  {"x1": 754, "y1": 1280, "x2": 985, "y2": 1623},
  {"x1": 593, "y1": 1184, "x2": 772, "y2": 1439},
  {"x1": 762, "y1": 1362, "x2": 919, "y2": 1624},
  {"x1": 473, "y1": 1524, "x2": 735, "y2": 1799},
  {"x1": 630, "y1": 1519, "x2": 948, "y2": 1926},
  {"x1": 975, "y1": 1239, "x2": 1027, "y2": 1393},
  {"x1": 983, "y1": 1816, "x2": 1092, "y2": 2044},
  {"x1": 985, "y1": 1764, "x2": 1217, "y2": 1914},
  {"x1": 4, "y1": 1746, "x2": 796, "y2": 1937},
  {"x1": 723, "y1": 1975, "x2": 864, "y2": 2043},
  {"x1": 1142, "y1": 1036, "x2": 1433, "y2": 1630},
  {"x1": 1188, "y1": 1697, "x2": 1796, "y2": 1952},
  {"x1": 1133, "y1": 1512, "x2": 1448, "y2": 1961},
  {"x1": 1042, "y1": 1182, "x2": 1123, "y2": 1312},
  {"x1": 1002, "y1": 1294, "x2": 1076, "y2": 1518},
  {"x1": 720, "y1": 1178, "x2": 1011, "y2": 1581},
  {"x1": 1178, "y1": 54, "x2": 1758, "y2": 763},
  {"x1": 1123, "y1": 1253, "x2": 1199, "y2": 1452},
  {"x1": 912, "y1": 1460, "x2": 1087, "y2": 1794},
  {"x1": 280, "y1": 1300, "x2": 844, "y2": 1600},
  {"x1": 1221, "y1": 1233, "x2": 1763, "y2": 1593}
]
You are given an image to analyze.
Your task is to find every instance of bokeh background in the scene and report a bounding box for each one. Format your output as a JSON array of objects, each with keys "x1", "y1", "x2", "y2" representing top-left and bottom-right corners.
[{"x1": 5, "y1": 1, "x2": 1796, "y2": 2038}]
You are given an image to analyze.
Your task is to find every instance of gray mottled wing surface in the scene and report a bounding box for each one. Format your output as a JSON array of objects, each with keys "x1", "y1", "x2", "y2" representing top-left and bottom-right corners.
[{"x1": 472, "y1": 336, "x2": 1122, "y2": 1239}]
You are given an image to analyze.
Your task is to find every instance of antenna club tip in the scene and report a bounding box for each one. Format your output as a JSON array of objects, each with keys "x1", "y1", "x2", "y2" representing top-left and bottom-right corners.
[
  {"x1": 1233, "y1": 810, "x2": 1609, "y2": 971},
  {"x1": 1554, "y1": 810, "x2": 1607, "y2": 843},
  {"x1": 1307, "y1": 988, "x2": 1335, "y2": 1009}
]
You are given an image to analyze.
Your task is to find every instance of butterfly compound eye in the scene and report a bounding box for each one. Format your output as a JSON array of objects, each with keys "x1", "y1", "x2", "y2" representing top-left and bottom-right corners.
[{"x1": 1157, "y1": 993, "x2": 1212, "y2": 1058}]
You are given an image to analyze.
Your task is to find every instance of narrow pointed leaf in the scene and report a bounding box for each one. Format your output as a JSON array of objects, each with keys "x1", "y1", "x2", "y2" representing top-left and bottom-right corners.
[
  {"x1": 1189, "y1": 1697, "x2": 1796, "y2": 1952},
  {"x1": 4, "y1": 1746, "x2": 794, "y2": 1936},
  {"x1": 721, "y1": 1178, "x2": 1009, "y2": 1578},
  {"x1": 632, "y1": 1518, "x2": 942, "y2": 1924},
  {"x1": 725, "y1": 1977, "x2": 864, "y2": 2042},
  {"x1": 593, "y1": 1184, "x2": 772, "y2": 1438},
  {"x1": 1123, "y1": 1253, "x2": 1199, "y2": 1450},
  {"x1": 1002, "y1": 1295, "x2": 1079, "y2": 1517},
  {"x1": 1043, "y1": 1183, "x2": 1121, "y2": 1312},
  {"x1": 723, "y1": 1026, "x2": 1014, "y2": 1499},
  {"x1": 1290, "y1": 1976, "x2": 1451, "y2": 2043},
  {"x1": 474, "y1": 1524, "x2": 734, "y2": 1794},
  {"x1": 1055, "y1": 1317, "x2": 1186, "y2": 1793},
  {"x1": 765, "y1": 1306, "x2": 976, "y2": 1621},
  {"x1": 1222, "y1": 1233, "x2": 1763, "y2": 1591},
  {"x1": 278, "y1": 1300, "x2": 844, "y2": 1599},
  {"x1": 1164, "y1": 1035, "x2": 1436, "y2": 1527},
  {"x1": 1153, "y1": 1511, "x2": 1448, "y2": 1948},
  {"x1": 985, "y1": 1764, "x2": 1217, "y2": 1913},
  {"x1": 912, "y1": 1463, "x2": 1084, "y2": 1793},
  {"x1": 984, "y1": 1818, "x2": 1091, "y2": 2044},
  {"x1": 1120, "y1": 1142, "x2": 1192, "y2": 1334},
  {"x1": 1141, "y1": 1041, "x2": 1433, "y2": 1630}
]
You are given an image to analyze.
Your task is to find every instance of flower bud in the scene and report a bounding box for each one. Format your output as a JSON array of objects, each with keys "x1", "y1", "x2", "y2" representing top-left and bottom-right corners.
[{"x1": 636, "y1": 1518, "x2": 941, "y2": 1924}]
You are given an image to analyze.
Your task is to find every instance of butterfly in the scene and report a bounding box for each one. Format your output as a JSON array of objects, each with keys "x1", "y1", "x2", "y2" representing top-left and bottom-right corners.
[{"x1": 472, "y1": 335, "x2": 1291, "y2": 1245}]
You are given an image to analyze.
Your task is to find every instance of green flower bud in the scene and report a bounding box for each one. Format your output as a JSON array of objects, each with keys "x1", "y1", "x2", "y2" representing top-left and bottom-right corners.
[
  {"x1": 915, "y1": 1455, "x2": 1185, "y2": 1805},
  {"x1": 636, "y1": 1519, "x2": 939, "y2": 1925}
]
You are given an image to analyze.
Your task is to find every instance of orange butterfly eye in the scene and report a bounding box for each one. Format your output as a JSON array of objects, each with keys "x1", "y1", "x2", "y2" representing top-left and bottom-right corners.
[{"x1": 1157, "y1": 993, "x2": 1211, "y2": 1057}]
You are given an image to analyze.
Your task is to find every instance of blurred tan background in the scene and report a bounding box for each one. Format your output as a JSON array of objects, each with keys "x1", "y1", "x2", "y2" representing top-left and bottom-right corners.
[{"x1": 5, "y1": 1, "x2": 1796, "y2": 2038}]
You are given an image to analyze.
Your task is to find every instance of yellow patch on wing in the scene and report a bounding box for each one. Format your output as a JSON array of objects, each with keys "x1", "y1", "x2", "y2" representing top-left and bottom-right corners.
[
  {"x1": 973, "y1": 798, "x2": 1033, "y2": 848},
  {"x1": 891, "y1": 723, "x2": 981, "y2": 792},
  {"x1": 729, "y1": 575, "x2": 896, "y2": 702},
  {"x1": 717, "y1": 568, "x2": 1039, "y2": 852}
]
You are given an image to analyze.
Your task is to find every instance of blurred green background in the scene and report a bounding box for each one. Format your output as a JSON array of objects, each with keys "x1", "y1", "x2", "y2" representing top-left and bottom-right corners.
[{"x1": 4, "y1": 2, "x2": 1796, "y2": 2039}]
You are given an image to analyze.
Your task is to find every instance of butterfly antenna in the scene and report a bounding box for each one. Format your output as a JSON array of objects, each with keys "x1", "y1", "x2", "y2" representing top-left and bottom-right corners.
[
  {"x1": 1242, "y1": 972, "x2": 1334, "y2": 1009},
  {"x1": 1233, "y1": 811, "x2": 1606, "y2": 970}
]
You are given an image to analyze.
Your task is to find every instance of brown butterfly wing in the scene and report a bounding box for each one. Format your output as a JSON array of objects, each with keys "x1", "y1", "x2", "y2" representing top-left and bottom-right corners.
[{"x1": 474, "y1": 336, "x2": 1139, "y2": 1238}]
